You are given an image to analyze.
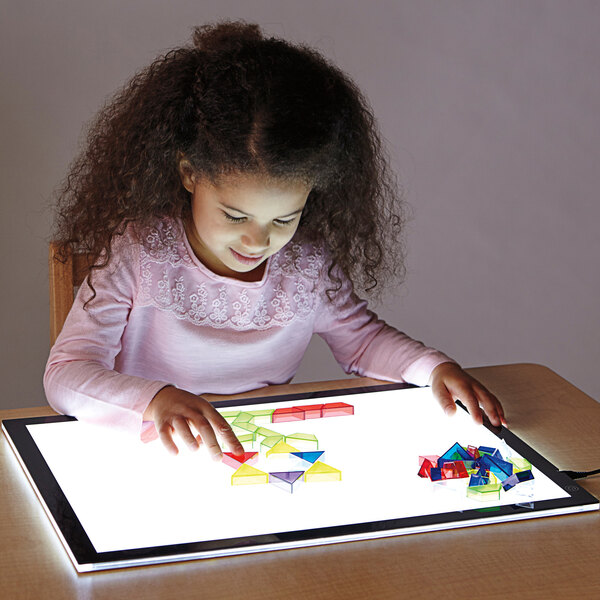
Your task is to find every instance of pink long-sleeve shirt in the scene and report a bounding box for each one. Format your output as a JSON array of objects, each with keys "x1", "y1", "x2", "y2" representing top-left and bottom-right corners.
[{"x1": 44, "y1": 218, "x2": 453, "y2": 441}]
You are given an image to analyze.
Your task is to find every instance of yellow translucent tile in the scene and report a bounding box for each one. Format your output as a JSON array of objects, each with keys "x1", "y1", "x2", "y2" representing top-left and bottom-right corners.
[
  {"x1": 266, "y1": 440, "x2": 300, "y2": 457},
  {"x1": 260, "y1": 435, "x2": 285, "y2": 452},
  {"x1": 508, "y1": 456, "x2": 532, "y2": 472},
  {"x1": 304, "y1": 461, "x2": 342, "y2": 483},
  {"x1": 231, "y1": 463, "x2": 269, "y2": 486}
]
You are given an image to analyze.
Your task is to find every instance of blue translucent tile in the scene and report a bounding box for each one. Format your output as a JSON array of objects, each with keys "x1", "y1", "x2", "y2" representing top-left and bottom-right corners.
[
  {"x1": 440, "y1": 442, "x2": 472, "y2": 462},
  {"x1": 290, "y1": 451, "x2": 324, "y2": 464},
  {"x1": 478, "y1": 446, "x2": 497, "y2": 456},
  {"x1": 516, "y1": 469, "x2": 534, "y2": 482},
  {"x1": 430, "y1": 467, "x2": 443, "y2": 481},
  {"x1": 479, "y1": 455, "x2": 513, "y2": 480},
  {"x1": 469, "y1": 474, "x2": 490, "y2": 487}
]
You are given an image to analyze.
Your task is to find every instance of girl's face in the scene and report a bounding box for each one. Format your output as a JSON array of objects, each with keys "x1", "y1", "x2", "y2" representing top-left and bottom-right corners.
[{"x1": 182, "y1": 172, "x2": 310, "y2": 281}]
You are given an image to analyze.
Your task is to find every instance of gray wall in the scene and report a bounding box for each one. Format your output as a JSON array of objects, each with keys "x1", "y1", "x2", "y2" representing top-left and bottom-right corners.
[{"x1": 1, "y1": 0, "x2": 598, "y2": 410}]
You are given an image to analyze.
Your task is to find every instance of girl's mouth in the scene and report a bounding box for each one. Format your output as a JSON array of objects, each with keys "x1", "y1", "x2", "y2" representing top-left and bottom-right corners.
[{"x1": 230, "y1": 248, "x2": 264, "y2": 265}]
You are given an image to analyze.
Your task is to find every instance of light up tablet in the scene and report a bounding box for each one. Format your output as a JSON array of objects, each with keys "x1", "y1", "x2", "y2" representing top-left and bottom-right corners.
[{"x1": 2, "y1": 383, "x2": 598, "y2": 572}]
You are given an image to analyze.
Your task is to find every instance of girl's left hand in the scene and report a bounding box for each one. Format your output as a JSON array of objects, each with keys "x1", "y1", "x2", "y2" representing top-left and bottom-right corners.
[{"x1": 428, "y1": 362, "x2": 507, "y2": 427}]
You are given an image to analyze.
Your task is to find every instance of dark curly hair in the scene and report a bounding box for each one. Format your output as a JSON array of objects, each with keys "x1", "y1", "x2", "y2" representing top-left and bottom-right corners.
[{"x1": 53, "y1": 20, "x2": 407, "y2": 300}]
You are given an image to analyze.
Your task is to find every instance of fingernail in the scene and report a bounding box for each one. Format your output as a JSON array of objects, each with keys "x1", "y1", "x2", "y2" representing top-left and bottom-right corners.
[{"x1": 444, "y1": 406, "x2": 455, "y2": 417}]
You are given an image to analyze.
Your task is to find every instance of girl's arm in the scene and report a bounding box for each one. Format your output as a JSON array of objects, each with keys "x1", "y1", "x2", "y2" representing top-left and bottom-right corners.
[
  {"x1": 43, "y1": 229, "x2": 243, "y2": 456},
  {"x1": 313, "y1": 272, "x2": 505, "y2": 426}
]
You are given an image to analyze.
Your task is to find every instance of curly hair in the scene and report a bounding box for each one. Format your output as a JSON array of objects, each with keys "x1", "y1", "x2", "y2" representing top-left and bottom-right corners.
[{"x1": 53, "y1": 20, "x2": 407, "y2": 301}]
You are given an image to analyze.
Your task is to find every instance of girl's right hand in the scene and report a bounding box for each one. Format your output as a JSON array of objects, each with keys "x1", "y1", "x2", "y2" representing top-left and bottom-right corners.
[{"x1": 143, "y1": 386, "x2": 244, "y2": 458}]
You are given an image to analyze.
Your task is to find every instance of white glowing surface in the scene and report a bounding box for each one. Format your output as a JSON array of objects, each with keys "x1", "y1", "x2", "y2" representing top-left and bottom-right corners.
[{"x1": 27, "y1": 387, "x2": 569, "y2": 553}]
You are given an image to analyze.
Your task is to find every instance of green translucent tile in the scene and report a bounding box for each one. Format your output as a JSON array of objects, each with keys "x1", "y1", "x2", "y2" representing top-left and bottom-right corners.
[
  {"x1": 247, "y1": 409, "x2": 275, "y2": 424},
  {"x1": 233, "y1": 412, "x2": 255, "y2": 424},
  {"x1": 466, "y1": 483, "x2": 502, "y2": 502},
  {"x1": 285, "y1": 433, "x2": 319, "y2": 451},
  {"x1": 508, "y1": 456, "x2": 532, "y2": 471},
  {"x1": 256, "y1": 427, "x2": 280, "y2": 441},
  {"x1": 237, "y1": 433, "x2": 255, "y2": 444},
  {"x1": 260, "y1": 435, "x2": 285, "y2": 452},
  {"x1": 220, "y1": 411, "x2": 241, "y2": 423},
  {"x1": 233, "y1": 422, "x2": 259, "y2": 433}
]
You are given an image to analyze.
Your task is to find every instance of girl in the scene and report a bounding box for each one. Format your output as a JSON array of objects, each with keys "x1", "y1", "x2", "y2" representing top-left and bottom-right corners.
[{"x1": 44, "y1": 21, "x2": 506, "y2": 458}]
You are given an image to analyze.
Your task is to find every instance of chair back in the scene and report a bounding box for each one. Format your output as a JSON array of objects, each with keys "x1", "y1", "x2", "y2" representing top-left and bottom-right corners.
[{"x1": 49, "y1": 242, "x2": 92, "y2": 345}]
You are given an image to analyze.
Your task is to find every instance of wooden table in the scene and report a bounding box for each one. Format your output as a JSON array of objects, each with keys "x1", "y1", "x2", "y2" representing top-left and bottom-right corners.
[{"x1": 1, "y1": 364, "x2": 599, "y2": 599}]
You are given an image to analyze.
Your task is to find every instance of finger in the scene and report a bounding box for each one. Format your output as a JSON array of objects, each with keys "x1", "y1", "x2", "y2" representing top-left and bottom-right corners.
[
  {"x1": 157, "y1": 421, "x2": 179, "y2": 456},
  {"x1": 473, "y1": 385, "x2": 505, "y2": 427},
  {"x1": 453, "y1": 385, "x2": 484, "y2": 425},
  {"x1": 172, "y1": 416, "x2": 201, "y2": 451},
  {"x1": 188, "y1": 415, "x2": 224, "y2": 460},
  {"x1": 431, "y1": 382, "x2": 457, "y2": 417},
  {"x1": 200, "y1": 405, "x2": 245, "y2": 456}
]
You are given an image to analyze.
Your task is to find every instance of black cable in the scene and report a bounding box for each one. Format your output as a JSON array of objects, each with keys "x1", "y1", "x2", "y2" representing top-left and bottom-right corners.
[{"x1": 559, "y1": 468, "x2": 600, "y2": 480}]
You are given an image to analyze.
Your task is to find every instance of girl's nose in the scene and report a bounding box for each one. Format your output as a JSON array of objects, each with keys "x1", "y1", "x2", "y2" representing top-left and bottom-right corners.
[{"x1": 241, "y1": 225, "x2": 270, "y2": 252}]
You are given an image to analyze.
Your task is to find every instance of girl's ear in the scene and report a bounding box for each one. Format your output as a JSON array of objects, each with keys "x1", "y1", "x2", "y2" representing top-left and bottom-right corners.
[{"x1": 178, "y1": 158, "x2": 196, "y2": 193}]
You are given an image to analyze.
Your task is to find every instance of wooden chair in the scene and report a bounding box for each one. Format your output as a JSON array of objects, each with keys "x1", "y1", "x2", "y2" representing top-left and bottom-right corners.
[{"x1": 49, "y1": 242, "x2": 92, "y2": 346}]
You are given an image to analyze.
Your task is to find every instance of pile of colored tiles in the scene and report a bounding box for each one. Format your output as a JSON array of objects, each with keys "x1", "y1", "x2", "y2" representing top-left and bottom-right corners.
[
  {"x1": 418, "y1": 443, "x2": 534, "y2": 502},
  {"x1": 218, "y1": 402, "x2": 354, "y2": 493}
]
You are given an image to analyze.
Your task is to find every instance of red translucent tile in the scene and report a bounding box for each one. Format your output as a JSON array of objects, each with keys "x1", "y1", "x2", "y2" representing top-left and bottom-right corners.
[
  {"x1": 418, "y1": 458, "x2": 435, "y2": 478},
  {"x1": 222, "y1": 452, "x2": 258, "y2": 469},
  {"x1": 321, "y1": 402, "x2": 354, "y2": 417},
  {"x1": 299, "y1": 404, "x2": 325, "y2": 419},
  {"x1": 272, "y1": 407, "x2": 306, "y2": 423}
]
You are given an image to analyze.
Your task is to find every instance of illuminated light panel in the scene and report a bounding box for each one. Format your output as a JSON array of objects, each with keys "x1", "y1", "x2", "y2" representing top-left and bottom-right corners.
[
  {"x1": 231, "y1": 463, "x2": 269, "y2": 486},
  {"x1": 304, "y1": 461, "x2": 342, "y2": 482}
]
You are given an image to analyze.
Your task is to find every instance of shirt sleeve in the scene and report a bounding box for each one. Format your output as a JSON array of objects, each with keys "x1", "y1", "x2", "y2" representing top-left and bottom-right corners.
[
  {"x1": 313, "y1": 267, "x2": 455, "y2": 386},
  {"x1": 43, "y1": 228, "x2": 169, "y2": 440}
]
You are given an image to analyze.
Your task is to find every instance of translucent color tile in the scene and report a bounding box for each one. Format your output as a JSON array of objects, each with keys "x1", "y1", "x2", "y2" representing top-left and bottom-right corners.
[
  {"x1": 491, "y1": 448, "x2": 504, "y2": 461},
  {"x1": 291, "y1": 451, "x2": 324, "y2": 465},
  {"x1": 255, "y1": 427, "x2": 281, "y2": 441},
  {"x1": 440, "y1": 442, "x2": 473, "y2": 463},
  {"x1": 469, "y1": 474, "x2": 490, "y2": 487},
  {"x1": 466, "y1": 483, "x2": 502, "y2": 502},
  {"x1": 268, "y1": 471, "x2": 305, "y2": 493},
  {"x1": 501, "y1": 474, "x2": 519, "y2": 491},
  {"x1": 232, "y1": 422, "x2": 259, "y2": 437},
  {"x1": 418, "y1": 458, "x2": 436, "y2": 479},
  {"x1": 467, "y1": 445, "x2": 480, "y2": 459},
  {"x1": 462, "y1": 460, "x2": 477, "y2": 472},
  {"x1": 299, "y1": 404, "x2": 325, "y2": 419},
  {"x1": 508, "y1": 457, "x2": 532, "y2": 472},
  {"x1": 304, "y1": 461, "x2": 342, "y2": 482},
  {"x1": 222, "y1": 451, "x2": 258, "y2": 469},
  {"x1": 260, "y1": 435, "x2": 285, "y2": 452},
  {"x1": 272, "y1": 407, "x2": 306, "y2": 423},
  {"x1": 479, "y1": 455, "x2": 513, "y2": 480},
  {"x1": 232, "y1": 412, "x2": 255, "y2": 424},
  {"x1": 237, "y1": 433, "x2": 256, "y2": 446},
  {"x1": 429, "y1": 467, "x2": 443, "y2": 481},
  {"x1": 246, "y1": 409, "x2": 275, "y2": 425},
  {"x1": 321, "y1": 402, "x2": 354, "y2": 417},
  {"x1": 441, "y1": 461, "x2": 469, "y2": 480},
  {"x1": 516, "y1": 469, "x2": 534, "y2": 482},
  {"x1": 285, "y1": 432, "x2": 319, "y2": 451},
  {"x1": 478, "y1": 446, "x2": 497, "y2": 457},
  {"x1": 220, "y1": 411, "x2": 241, "y2": 423},
  {"x1": 231, "y1": 463, "x2": 269, "y2": 485},
  {"x1": 419, "y1": 455, "x2": 440, "y2": 468},
  {"x1": 266, "y1": 440, "x2": 300, "y2": 457}
]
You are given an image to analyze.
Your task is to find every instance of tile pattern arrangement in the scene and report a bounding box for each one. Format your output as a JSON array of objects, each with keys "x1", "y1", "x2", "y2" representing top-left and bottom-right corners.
[
  {"x1": 418, "y1": 443, "x2": 535, "y2": 502},
  {"x1": 219, "y1": 402, "x2": 354, "y2": 492}
]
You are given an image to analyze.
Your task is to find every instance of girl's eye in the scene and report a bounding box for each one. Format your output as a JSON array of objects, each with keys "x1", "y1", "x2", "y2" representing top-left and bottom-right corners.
[
  {"x1": 274, "y1": 218, "x2": 296, "y2": 227},
  {"x1": 224, "y1": 213, "x2": 246, "y2": 223}
]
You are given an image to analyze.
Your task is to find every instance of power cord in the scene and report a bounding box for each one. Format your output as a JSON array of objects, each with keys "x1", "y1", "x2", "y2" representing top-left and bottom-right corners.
[{"x1": 559, "y1": 468, "x2": 600, "y2": 480}]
